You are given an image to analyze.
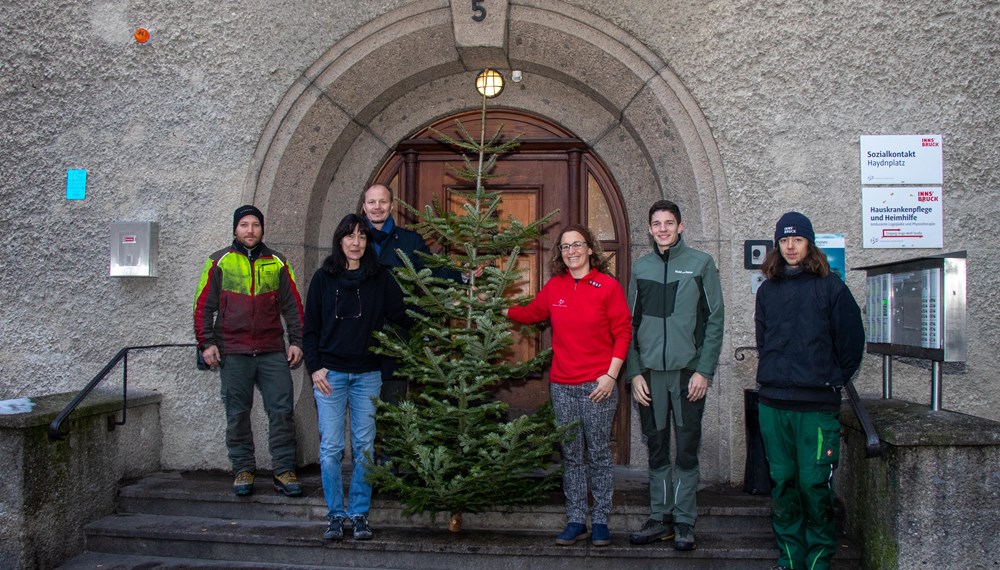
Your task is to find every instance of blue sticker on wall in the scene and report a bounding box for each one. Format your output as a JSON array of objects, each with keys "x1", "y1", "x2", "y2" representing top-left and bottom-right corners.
[{"x1": 66, "y1": 169, "x2": 87, "y2": 200}]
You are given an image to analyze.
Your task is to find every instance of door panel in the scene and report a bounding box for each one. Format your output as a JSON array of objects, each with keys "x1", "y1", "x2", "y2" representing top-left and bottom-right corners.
[
  {"x1": 426, "y1": 158, "x2": 565, "y2": 418},
  {"x1": 375, "y1": 110, "x2": 632, "y2": 463}
]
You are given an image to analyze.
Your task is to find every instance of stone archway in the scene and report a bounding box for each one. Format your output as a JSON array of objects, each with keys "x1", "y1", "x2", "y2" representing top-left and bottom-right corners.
[{"x1": 246, "y1": 0, "x2": 733, "y2": 476}]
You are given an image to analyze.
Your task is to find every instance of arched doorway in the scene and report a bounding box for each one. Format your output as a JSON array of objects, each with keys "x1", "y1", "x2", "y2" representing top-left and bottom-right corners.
[
  {"x1": 249, "y1": 0, "x2": 734, "y2": 477},
  {"x1": 371, "y1": 110, "x2": 633, "y2": 462}
]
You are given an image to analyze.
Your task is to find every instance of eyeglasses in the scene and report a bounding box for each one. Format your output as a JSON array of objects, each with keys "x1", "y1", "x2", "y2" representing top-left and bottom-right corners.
[
  {"x1": 559, "y1": 241, "x2": 587, "y2": 252},
  {"x1": 335, "y1": 289, "x2": 361, "y2": 319}
]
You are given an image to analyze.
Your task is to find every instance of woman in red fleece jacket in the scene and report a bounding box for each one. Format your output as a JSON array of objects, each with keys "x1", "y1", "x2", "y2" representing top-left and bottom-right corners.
[{"x1": 505, "y1": 224, "x2": 632, "y2": 547}]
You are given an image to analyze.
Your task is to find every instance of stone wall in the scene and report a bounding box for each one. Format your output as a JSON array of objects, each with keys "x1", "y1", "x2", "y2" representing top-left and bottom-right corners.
[
  {"x1": 0, "y1": 389, "x2": 161, "y2": 570},
  {"x1": 838, "y1": 398, "x2": 1000, "y2": 568}
]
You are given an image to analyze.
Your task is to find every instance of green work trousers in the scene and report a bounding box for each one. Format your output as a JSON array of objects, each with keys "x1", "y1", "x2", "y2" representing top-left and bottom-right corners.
[
  {"x1": 638, "y1": 369, "x2": 705, "y2": 526},
  {"x1": 758, "y1": 404, "x2": 841, "y2": 570}
]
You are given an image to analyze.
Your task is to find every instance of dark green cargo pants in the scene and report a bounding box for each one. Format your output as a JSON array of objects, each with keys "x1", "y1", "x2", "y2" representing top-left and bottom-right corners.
[{"x1": 758, "y1": 404, "x2": 841, "y2": 570}]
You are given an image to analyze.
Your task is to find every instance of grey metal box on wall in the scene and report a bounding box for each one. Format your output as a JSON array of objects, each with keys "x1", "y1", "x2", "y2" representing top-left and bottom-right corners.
[
  {"x1": 856, "y1": 251, "x2": 967, "y2": 362},
  {"x1": 109, "y1": 222, "x2": 159, "y2": 277}
]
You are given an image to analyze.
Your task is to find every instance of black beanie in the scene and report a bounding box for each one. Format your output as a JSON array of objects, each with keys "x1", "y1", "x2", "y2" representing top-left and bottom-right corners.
[
  {"x1": 233, "y1": 205, "x2": 264, "y2": 234},
  {"x1": 774, "y1": 211, "x2": 814, "y2": 246}
]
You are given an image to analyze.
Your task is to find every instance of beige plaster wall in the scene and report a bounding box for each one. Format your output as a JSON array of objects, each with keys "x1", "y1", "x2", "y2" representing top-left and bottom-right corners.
[{"x1": 2, "y1": 0, "x2": 996, "y2": 484}]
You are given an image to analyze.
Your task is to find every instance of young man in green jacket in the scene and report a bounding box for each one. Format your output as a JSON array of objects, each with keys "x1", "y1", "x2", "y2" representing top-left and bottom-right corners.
[{"x1": 625, "y1": 200, "x2": 725, "y2": 551}]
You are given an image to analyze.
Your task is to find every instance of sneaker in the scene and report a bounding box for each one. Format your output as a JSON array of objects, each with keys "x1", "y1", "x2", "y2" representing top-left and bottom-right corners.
[
  {"x1": 628, "y1": 518, "x2": 674, "y2": 544},
  {"x1": 272, "y1": 471, "x2": 303, "y2": 496},
  {"x1": 323, "y1": 515, "x2": 346, "y2": 541},
  {"x1": 554, "y1": 522, "x2": 589, "y2": 546},
  {"x1": 591, "y1": 523, "x2": 611, "y2": 546},
  {"x1": 674, "y1": 522, "x2": 696, "y2": 551},
  {"x1": 351, "y1": 515, "x2": 374, "y2": 541},
  {"x1": 233, "y1": 471, "x2": 254, "y2": 496}
]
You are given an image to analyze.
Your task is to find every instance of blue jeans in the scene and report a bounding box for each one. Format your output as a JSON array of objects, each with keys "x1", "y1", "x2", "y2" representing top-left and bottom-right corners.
[{"x1": 314, "y1": 369, "x2": 381, "y2": 518}]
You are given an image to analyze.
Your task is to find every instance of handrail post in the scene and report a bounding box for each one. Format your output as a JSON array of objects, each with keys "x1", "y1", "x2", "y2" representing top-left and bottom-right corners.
[
  {"x1": 111, "y1": 351, "x2": 130, "y2": 430},
  {"x1": 930, "y1": 361, "x2": 943, "y2": 411},
  {"x1": 882, "y1": 354, "x2": 892, "y2": 399}
]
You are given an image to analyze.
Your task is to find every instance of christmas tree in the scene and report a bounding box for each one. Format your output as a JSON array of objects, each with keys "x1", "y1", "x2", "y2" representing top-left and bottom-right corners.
[{"x1": 368, "y1": 75, "x2": 569, "y2": 531}]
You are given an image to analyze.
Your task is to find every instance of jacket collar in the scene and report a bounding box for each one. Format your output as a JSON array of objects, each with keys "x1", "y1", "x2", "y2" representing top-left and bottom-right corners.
[
  {"x1": 232, "y1": 239, "x2": 265, "y2": 261},
  {"x1": 368, "y1": 215, "x2": 395, "y2": 235},
  {"x1": 657, "y1": 234, "x2": 688, "y2": 261}
]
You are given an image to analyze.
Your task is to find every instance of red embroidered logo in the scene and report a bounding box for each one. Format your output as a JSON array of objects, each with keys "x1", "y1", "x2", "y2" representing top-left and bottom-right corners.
[{"x1": 826, "y1": 449, "x2": 833, "y2": 457}]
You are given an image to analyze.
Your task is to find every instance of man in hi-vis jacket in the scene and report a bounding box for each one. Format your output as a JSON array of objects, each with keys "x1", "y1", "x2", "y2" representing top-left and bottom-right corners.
[{"x1": 194, "y1": 205, "x2": 305, "y2": 498}]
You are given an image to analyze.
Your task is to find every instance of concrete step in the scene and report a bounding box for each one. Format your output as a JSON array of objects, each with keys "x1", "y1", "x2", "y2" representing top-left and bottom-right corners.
[
  {"x1": 69, "y1": 512, "x2": 861, "y2": 570},
  {"x1": 57, "y1": 551, "x2": 343, "y2": 570},
  {"x1": 58, "y1": 469, "x2": 861, "y2": 569},
  {"x1": 115, "y1": 469, "x2": 775, "y2": 534}
]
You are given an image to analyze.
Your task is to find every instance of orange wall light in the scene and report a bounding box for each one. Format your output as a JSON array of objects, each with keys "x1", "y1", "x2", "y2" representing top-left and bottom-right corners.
[{"x1": 134, "y1": 28, "x2": 150, "y2": 44}]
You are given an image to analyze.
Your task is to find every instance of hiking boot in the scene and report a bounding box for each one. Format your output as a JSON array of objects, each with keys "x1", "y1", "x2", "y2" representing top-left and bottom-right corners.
[
  {"x1": 351, "y1": 515, "x2": 374, "y2": 540},
  {"x1": 323, "y1": 515, "x2": 346, "y2": 540},
  {"x1": 628, "y1": 518, "x2": 674, "y2": 544},
  {"x1": 554, "y1": 522, "x2": 589, "y2": 545},
  {"x1": 233, "y1": 471, "x2": 254, "y2": 496},
  {"x1": 674, "y1": 522, "x2": 696, "y2": 551},
  {"x1": 591, "y1": 523, "x2": 611, "y2": 546},
  {"x1": 272, "y1": 471, "x2": 303, "y2": 496}
]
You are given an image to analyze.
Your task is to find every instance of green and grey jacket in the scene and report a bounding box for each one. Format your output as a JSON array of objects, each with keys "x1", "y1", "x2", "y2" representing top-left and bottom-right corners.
[{"x1": 624, "y1": 235, "x2": 725, "y2": 382}]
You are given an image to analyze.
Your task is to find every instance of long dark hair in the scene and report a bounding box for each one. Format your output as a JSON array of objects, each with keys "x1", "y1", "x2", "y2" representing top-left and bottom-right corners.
[
  {"x1": 549, "y1": 224, "x2": 611, "y2": 276},
  {"x1": 322, "y1": 213, "x2": 381, "y2": 279},
  {"x1": 760, "y1": 241, "x2": 830, "y2": 280}
]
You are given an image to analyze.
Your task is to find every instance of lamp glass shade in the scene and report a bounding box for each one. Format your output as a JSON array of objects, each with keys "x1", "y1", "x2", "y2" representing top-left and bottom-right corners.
[{"x1": 475, "y1": 69, "x2": 504, "y2": 98}]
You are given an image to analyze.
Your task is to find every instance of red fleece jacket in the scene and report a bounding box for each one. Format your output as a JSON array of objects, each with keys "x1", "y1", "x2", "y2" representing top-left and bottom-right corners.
[{"x1": 508, "y1": 269, "x2": 632, "y2": 384}]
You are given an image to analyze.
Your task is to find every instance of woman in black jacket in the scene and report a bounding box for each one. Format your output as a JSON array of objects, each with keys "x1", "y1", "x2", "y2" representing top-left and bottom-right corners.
[
  {"x1": 754, "y1": 212, "x2": 865, "y2": 570},
  {"x1": 303, "y1": 213, "x2": 409, "y2": 543}
]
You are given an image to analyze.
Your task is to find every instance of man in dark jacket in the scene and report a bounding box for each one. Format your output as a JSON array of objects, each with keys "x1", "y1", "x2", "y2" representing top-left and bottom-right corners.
[
  {"x1": 754, "y1": 211, "x2": 865, "y2": 570},
  {"x1": 194, "y1": 205, "x2": 305, "y2": 497},
  {"x1": 359, "y1": 184, "x2": 464, "y2": 404}
]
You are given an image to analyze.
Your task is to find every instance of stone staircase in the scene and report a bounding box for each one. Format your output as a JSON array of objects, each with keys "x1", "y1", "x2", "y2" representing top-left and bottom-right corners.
[{"x1": 58, "y1": 468, "x2": 861, "y2": 569}]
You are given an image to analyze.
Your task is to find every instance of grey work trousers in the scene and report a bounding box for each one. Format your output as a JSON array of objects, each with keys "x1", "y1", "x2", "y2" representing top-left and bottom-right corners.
[
  {"x1": 638, "y1": 369, "x2": 705, "y2": 526},
  {"x1": 219, "y1": 352, "x2": 298, "y2": 474}
]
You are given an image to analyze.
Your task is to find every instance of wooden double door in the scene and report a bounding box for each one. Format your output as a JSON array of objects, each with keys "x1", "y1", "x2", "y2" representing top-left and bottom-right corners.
[{"x1": 374, "y1": 110, "x2": 633, "y2": 463}]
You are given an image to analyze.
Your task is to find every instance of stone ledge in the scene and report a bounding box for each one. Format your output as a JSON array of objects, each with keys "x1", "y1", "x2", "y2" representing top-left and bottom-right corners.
[
  {"x1": 840, "y1": 397, "x2": 1000, "y2": 447},
  {"x1": 0, "y1": 388, "x2": 162, "y2": 430}
]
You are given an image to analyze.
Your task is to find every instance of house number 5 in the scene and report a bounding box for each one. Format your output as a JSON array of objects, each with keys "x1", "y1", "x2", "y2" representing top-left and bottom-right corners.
[{"x1": 472, "y1": 0, "x2": 486, "y2": 21}]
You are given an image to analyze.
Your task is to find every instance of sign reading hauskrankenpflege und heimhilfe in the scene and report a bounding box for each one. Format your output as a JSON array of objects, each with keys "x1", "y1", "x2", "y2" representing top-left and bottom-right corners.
[
  {"x1": 860, "y1": 134, "x2": 942, "y2": 185},
  {"x1": 862, "y1": 187, "x2": 943, "y2": 248}
]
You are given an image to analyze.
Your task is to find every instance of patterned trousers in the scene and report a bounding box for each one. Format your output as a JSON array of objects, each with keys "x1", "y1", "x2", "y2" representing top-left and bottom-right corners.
[{"x1": 550, "y1": 381, "x2": 618, "y2": 525}]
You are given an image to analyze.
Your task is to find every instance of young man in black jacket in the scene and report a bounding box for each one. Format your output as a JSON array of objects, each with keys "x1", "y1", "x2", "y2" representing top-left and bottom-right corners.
[{"x1": 754, "y1": 212, "x2": 865, "y2": 570}]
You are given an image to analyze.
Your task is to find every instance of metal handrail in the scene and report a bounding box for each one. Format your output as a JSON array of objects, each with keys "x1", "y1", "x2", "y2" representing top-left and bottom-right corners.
[
  {"x1": 844, "y1": 382, "x2": 884, "y2": 457},
  {"x1": 47, "y1": 343, "x2": 196, "y2": 441},
  {"x1": 734, "y1": 345, "x2": 883, "y2": 458}
]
